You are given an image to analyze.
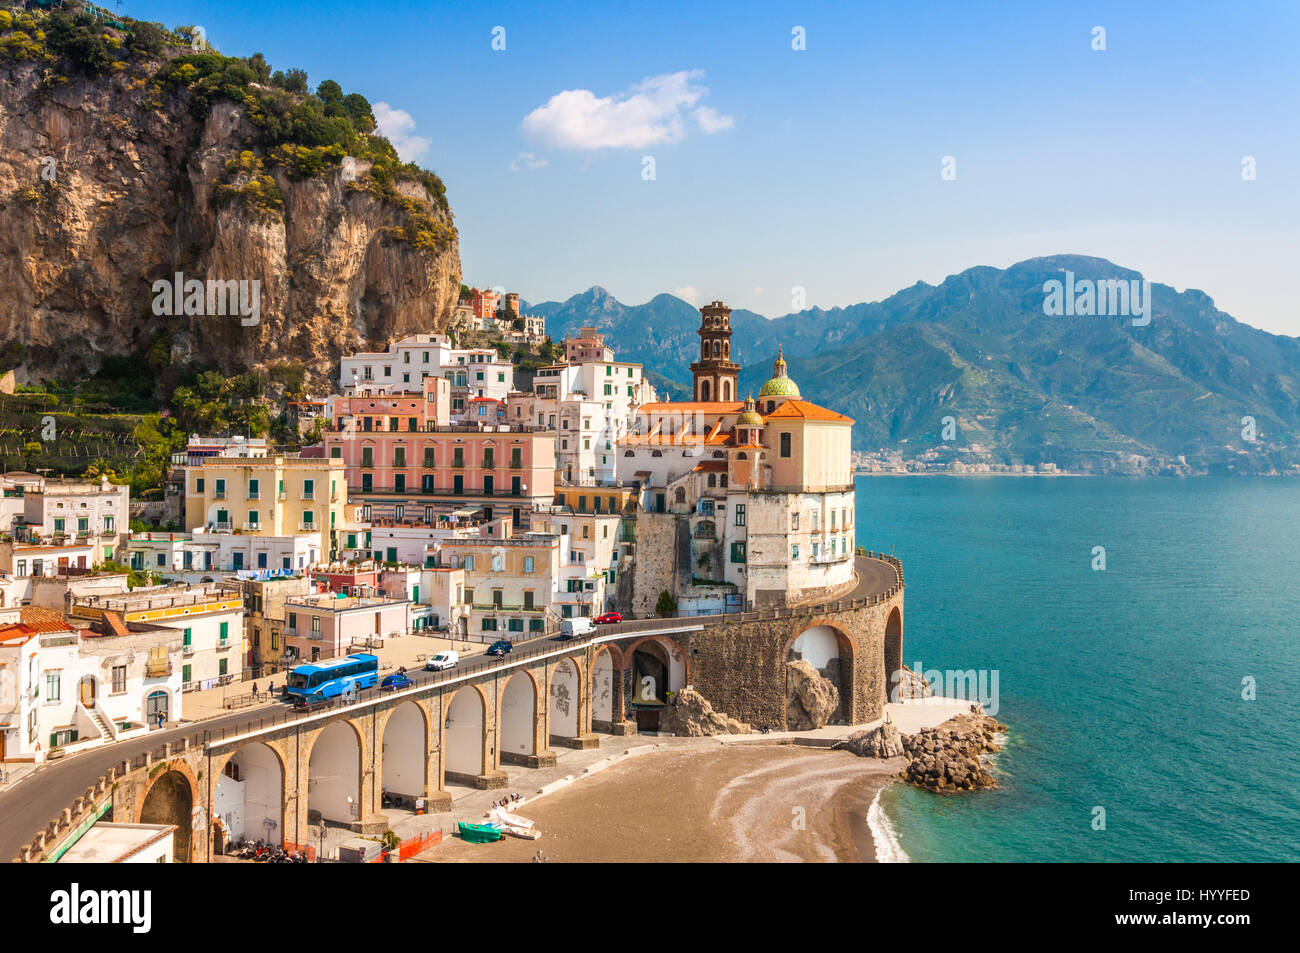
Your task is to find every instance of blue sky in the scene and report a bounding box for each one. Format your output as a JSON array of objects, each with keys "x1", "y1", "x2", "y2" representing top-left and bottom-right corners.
[{"x1": 125, "y1": 0, "x2": 1300, "y2": 333}]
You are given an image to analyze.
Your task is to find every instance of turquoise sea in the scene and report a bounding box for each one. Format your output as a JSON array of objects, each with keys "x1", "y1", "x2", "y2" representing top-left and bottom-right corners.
[{"x1": 856, "y1": 476, "x2": 1300, "y2": 863}]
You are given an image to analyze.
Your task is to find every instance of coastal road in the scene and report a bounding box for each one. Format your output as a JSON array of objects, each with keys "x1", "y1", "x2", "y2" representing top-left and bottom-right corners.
[{"x1": 0, "y1": 555, "x2": 901, "y2": 860}]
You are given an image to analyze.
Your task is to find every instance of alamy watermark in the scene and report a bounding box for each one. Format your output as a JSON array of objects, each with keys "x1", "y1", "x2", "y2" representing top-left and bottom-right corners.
[
  {"x1": 891, "y1": 663, "x2": 1000, "y2": 715},
  {"x1": 50, "y1": 884, "x2": 151, "y2": 933},
  {"x1": 151, "y1": 272, "x2": 260, "y2": 326},
  {"x1": 1042, "y1": 270, "x2": 1151, "y2": 326}
]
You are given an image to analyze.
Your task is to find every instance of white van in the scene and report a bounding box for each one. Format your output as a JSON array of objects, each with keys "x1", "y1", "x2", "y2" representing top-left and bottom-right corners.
[
  {"x1": 424, "y1": 651, "x2": 459, "y2": 671},
  {"x1": 559, "y1": 616, "x2": 596, "y2": 639}
]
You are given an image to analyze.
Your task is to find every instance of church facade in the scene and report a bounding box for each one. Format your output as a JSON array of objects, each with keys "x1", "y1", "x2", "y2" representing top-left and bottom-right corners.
[{"x1": 617, "y1": 301, "x2": 858, "y2": 613}]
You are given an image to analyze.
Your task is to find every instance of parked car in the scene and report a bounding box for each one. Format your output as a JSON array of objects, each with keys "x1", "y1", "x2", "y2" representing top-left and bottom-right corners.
[
  {"x1": 560, "y1": 616, "x2": 597, "y2": 639},
  {"x1": 293, "y1": 694, "x2": 331, "y2": 713},
  {"x1": 424, "y1": 651, "x2": 459, "y2": 671},
  {"x1": 594, "y1": 611, "x2": 624, "y2": 625},
  {"x1": 487, "y1": 640, "x2": 514, "y2": 657},
  {"x1": 380, "y1": 673, "x2": 413, "y2": 692}
]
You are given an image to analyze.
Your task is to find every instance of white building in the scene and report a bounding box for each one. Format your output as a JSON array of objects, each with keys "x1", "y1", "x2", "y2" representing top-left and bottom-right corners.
[
  {"x1": 127, "y1": 530, "x2": 321, "y2": 579},
  {"x1": 507, "y1": 360, "x2": 657, "y2": 486},
  {"x1": 69, "y1": 584, "x2": 245, "y2": 692},
  {"x1": 339, "y1": 334, "x2": 515, "y2": 412},
  {"x1": 0, "y1": 607, "x2": 181, "y2": 763},
  {"x1": 0, "y1": 475, "x2": 127, "y2": 569},
  {"x1": 57, "y1": 823, "x2": 176, "y2": 863}
]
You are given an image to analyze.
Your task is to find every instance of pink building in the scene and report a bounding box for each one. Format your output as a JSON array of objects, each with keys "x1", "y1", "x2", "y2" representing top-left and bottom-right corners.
[
  {"x1": 310, "y1": 566, "x2": 380, "y2": 597},
  {"x1": 283, "y1": 594, "x2": 410, "y2": 663}
]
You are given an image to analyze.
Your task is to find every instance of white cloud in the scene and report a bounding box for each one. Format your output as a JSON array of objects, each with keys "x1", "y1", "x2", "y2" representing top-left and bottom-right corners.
[
  {"x1": 510, "y1": 151, "x2": 549, "y2": 172},
  {"x1": 673, "y1": 285, "x2": 700, "y2": 305},
  {"x1": 522, "y1": 70, "x2": 734, "y2": 150},
  {"x1": 373, "y1": 102, "x2": 430, "y2": 162},
  {"x1": 692, "y1": 105, "x2": 734, "y2": 134}
]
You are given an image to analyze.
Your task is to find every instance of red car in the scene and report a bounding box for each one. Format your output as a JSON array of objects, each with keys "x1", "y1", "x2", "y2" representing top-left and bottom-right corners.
[{"x1": 594, "y1": 611, "x2": 623, "y2": 624}]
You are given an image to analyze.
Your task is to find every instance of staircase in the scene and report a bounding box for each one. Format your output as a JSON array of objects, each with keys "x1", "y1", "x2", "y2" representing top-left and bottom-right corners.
[{"x1": 85, "y1": 705, "x2": 114, "y2": 742}]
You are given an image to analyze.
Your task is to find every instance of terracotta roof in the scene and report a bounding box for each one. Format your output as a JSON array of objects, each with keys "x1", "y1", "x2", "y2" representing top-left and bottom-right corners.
[
  {"x1": 763, "y1": 400, "x2": 855, "y2": 423},
  {"x1": 100, "y1": 610, "x2": 131, "y2": 639},
  {"x1": 0, "y1": 623, "x2": 39, "y2": 647},
  {"x1": 19, "y1": 606, "x2": 75, "y2": 634}
]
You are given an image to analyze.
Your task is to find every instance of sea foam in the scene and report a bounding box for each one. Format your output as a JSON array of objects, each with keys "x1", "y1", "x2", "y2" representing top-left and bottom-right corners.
[{"x1": 867, "y1": 787, "x2": 910, "y2": 863}]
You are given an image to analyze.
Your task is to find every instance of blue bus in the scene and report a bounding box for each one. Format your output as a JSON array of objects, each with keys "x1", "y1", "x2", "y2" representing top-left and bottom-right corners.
[{"x1": 286, "y1": 654, "x2": 379, "y2": 702}]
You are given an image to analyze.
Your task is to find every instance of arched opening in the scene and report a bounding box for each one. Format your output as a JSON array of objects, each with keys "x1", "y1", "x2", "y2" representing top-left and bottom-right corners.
[
  {"x1": 500, "y1": 673, "x2": 536, "y2": 760},
  {"x1": 884, "y1": 608, "x2": 903, "y2": 703},
  {"x1": 700, "y1": 379, "x2": 712, "y2": 401},
  {"x1": 549, "y1": 658, "x2": 580, "y2": 739},
  {"x1": 591, "y1": 650, "x2": 614, "y2": 726},
  {"x1": 630, "y1": 637, "x2": 686, "y2": 732},
  {"x1": 79, "y1": 674, "x2": 97, "y2": 708},
  {"x1": 787, "y1": 624, "x2": 854, "y2": 724},
  {"x1": 307, "y1": 721, "x2": 361, "y2": 826},
  {"x1": 145, "y1": 689, "x2": 169, "y2": 724},
  {"x1": 381, "y1": 701, "x2": 426, "y2": 805},
  {"x1": 445, "y1": 688, "x2": 485, "y2": 781},
  {"x1": 721, "y1": 379, "x2": 731, "y2": 401},
  {"x1": 139, "y1": 770, "x2": 193, "y2": 862},
  {"x1": 216, "y1": 742, "x2": 284, "y2": 848}
]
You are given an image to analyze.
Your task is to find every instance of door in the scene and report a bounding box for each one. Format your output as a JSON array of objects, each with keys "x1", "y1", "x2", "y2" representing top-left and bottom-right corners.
[
  {"x1": 80, "y1": 676, "x2": 96, "y2": 707},
  {"x1": 146, "y1": 690, "x2": 168, "y2": 722},
  {"x1": 483, "y1": 476, "x2": 494, "y2": 496}
]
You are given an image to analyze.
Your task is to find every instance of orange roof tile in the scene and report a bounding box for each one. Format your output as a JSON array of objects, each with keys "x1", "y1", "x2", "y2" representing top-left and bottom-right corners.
[
  {"x1": 0, "y1": 623, "x2": 39, "y2": 647},
  {"x1": 763, "y1": 400, "x2": 855, "y2": 423},
  {"x1": 19, "y1": 606, "x2": 75, "y2": 634}
]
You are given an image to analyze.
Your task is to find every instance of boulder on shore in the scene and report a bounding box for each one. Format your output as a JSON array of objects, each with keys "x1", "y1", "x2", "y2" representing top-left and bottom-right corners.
[
  {"x1": 785, "y1": 659, "x2": 839, "y2": 730},
  {"x1": 832, "y1": 721, "x2": 904, "y2": 758},
  {"x1": 659, "y1": 687, "x2": 751, "y2": 737},
  {"x1": 898, "y1": 713, "x2": 1007, "y2": 794}
]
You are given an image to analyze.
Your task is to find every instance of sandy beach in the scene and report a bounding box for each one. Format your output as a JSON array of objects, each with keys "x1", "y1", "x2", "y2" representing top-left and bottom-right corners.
[{"x1": 428, "y1": 743, "x2": 904, "y2": 863}]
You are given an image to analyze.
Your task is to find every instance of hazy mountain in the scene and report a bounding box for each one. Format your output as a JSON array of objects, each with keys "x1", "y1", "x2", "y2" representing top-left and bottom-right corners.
[{"x1": 527, "y1": 256, "x2": 1300, "y2": 473}]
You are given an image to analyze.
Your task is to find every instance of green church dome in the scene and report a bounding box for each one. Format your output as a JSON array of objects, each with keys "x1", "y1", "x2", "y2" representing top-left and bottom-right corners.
[{"x1": 759, "y1": 345, "x2": 800, "y2": 397}]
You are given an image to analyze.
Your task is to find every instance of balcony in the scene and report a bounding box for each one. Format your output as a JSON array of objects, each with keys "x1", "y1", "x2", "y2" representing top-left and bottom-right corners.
[
  {"x1": 216, "y1": 638, "x2": 233, "y2": 650},
  {"x1": 277, "y1": 491, "x2": 286, "y2": 501},
  {"x1": 247, "y1": 491, "x2": 261, "y2": 500},
  {"x1": 215, "y1": 521, "x2": 233, "y2": 532},
  {"x1": 301, "y1": 492, "x2": 316, "y2": 502},
  {"x1": 182, "y1": 644, "x2": 195, "y2": 657},
  {"x1": 244, "y1": 521, "x2": 262, "y2": 531},
  {"x1": 298, "y1": 521, "x2": 317, "y2": 532},
  {"x1": 146, "y1": 660, "x2": 173, "y2": 678},
  {"x1": 214, "y1": 490, "x2": 227, "y2": 500}
]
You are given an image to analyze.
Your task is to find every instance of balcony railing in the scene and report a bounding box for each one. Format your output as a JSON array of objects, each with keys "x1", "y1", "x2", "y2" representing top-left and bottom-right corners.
[
  {"x1": 215, "y1": 521, "x2": 233, "y2": 531},
  {"x1": 301, "y1": 493, "x2": 315, "y2": 501},
  {"x1": 244, "y1": 521, "x2": 261, "y2": 531},
  {"x1": 216, "y1": 638, "x2": 232, "y2": 650},
  {"x1": 247, "y1": 491, "x2": 260, "y2": 500},
  {"x1": 298, "y1": 522, "x2": 317, "y2": 532},
  {"x1": 214, "y1": 490, "x2": 227, "y2": 499}
]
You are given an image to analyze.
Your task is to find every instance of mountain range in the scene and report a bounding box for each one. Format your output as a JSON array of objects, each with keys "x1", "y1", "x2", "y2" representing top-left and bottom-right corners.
[{"x1": 526, "y1": 256, "x2": 1300, "y2": 474}]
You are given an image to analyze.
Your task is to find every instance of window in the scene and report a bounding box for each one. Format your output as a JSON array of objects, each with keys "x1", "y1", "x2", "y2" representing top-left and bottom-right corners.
[
  {"x1": 424, "y1": 447, "x2": 436, "y2": 468},
  {"x1": 220, "y1": 621, "x2": 229, "y2": 640},
  {"x1": 731, "y1": 542, "x2": 747, "y2": 563},
  {"x1": 248, "y1": 478, "x2": 259, "y2": 499},
  {"x1": 780, "y1": 432, "x2": 792, "y2": 457},
  {"x1": 735, "y1": 504, "x2": 746, "y2": 527},
  {"x1": 492, "y1": 554, "x2": 505, "y2": 572},
  {"x1": 394, "y1": 447, "x2": 406, "y2": 467},
  {"x1": 792, "y1": 512, "x2": 799, "y2": 531},
  {"x1": 183, "y1": 627, "x2": 192, "y2": 646},
  {"x1": 54, "y1": 518, "x2": 65, "y2": 533},
  {"x1": 195, "y1": 478, "x2": 204, "y2": 493},
  {"x1": 303, "y1": 479, "x2": 315, "y2": 500},
  {"x1": 482, "y1": 618, "x2": 498, "y2": 631},
  {"x1": 463, "y1": 555, "x2": 474, "y2": 572},
  {"x1": 215, "y1": 478, "x2": 226, "y2": 496},
  {"x1": 112, "y1": 665, "x2": 126, "y2": 694},
  {"x1": 45, "y1": 671, "x2": 61, "y2": 703},
  {"x1": 524, "y1": 556, "x2": 534, "y2": 573},
  {"x1": 219, "y1": 658, "x2": 228, "y2": 677},
  {"x1": 792, "y1": 545, "x2": 799, "y2": 560}
]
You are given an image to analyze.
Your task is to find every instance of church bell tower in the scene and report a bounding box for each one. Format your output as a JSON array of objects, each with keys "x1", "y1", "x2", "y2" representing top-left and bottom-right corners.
[{"x1": 690, "y1": 300, "x2": 741, "y2": 403}]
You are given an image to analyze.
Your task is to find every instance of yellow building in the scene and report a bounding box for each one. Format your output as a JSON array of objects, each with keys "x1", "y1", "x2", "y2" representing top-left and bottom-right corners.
[{"x1": 180, "y1": 456, "x2": 347, "y2": 560}]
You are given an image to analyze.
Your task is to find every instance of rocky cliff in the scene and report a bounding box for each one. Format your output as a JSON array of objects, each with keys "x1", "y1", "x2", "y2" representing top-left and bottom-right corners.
[{"x1": 0, "y1": 21, "x2": 460, "y2": 388}]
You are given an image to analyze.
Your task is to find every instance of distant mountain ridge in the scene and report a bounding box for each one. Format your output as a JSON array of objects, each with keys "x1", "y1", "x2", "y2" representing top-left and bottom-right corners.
[{"x1": 525, "y1": 256, "x2": 1300, "y2": 474}]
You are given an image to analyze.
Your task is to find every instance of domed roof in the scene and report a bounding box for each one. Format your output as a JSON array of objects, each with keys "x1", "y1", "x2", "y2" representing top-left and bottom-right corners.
[
  {"x1": 737, "y1": 394, "x2": 764, "y2": 427},
  {"x1": 759, "y1": 345, "x2": 800, "y2": 397}
]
